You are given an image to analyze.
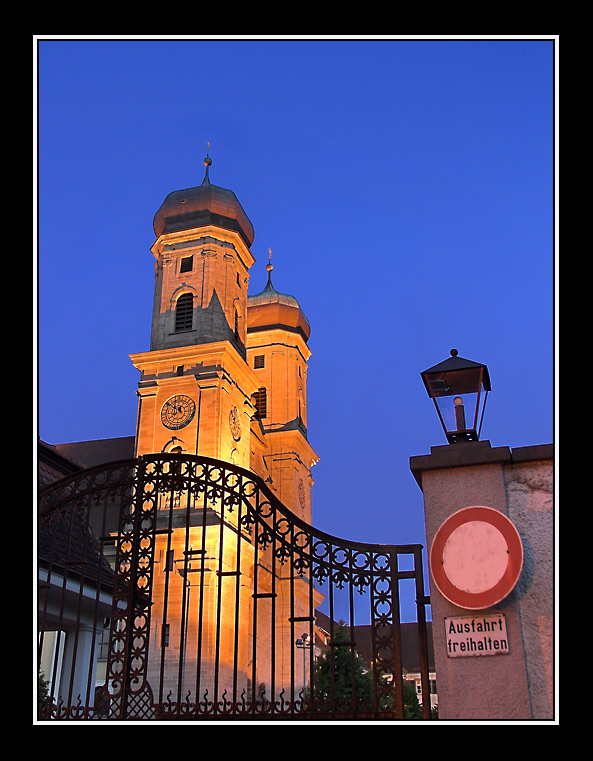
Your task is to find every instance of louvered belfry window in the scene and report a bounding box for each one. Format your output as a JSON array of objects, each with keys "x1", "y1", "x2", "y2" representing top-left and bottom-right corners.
[
  {"x1": 180, "y1": 256, "x2": 193, "y2": 273},
  {"x1": 175, "y1": 292, "x2": 193, "y2": 332},
  {"x1": 253, "y1": 387, "x2": 267, "y2": 419}
]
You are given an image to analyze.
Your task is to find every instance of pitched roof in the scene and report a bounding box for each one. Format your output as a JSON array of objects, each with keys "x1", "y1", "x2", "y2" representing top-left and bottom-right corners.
[
  {"x1": 52, "y1": 436, "x2": 136, "y2": 469},
  {"x1": 314, "y1": 610, "x2": 434, "y2": 672}
]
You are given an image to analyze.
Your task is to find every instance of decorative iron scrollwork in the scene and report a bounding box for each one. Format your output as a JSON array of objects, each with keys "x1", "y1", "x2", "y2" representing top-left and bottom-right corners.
[{"x1": 38, "y1": 453, "x2": 431, "y2": 721}]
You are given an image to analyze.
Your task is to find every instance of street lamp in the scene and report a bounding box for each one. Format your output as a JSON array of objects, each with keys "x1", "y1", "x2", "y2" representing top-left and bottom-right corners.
[
  {"x1": 421, "y1": 349, "x2": 491, "y2": 444},
  {"x1": 296, "y1": 632, "x2": 311, "y2": 691}
]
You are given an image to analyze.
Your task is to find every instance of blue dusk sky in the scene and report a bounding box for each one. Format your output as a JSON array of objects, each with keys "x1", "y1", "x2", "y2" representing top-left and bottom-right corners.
[{"x1": 36, "y1": 37, "x2": 556, "y2": 618}]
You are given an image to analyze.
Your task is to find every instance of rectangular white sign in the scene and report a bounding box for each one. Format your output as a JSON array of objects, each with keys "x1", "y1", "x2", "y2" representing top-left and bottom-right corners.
[{"x1": 445, "y1": 614, "x2": 509, "y2": 657}]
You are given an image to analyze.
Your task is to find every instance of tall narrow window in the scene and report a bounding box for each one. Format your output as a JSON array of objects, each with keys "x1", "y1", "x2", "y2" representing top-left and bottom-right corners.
[
  {"x1": 175, "y1": 292, "x2": 193, "y2": 332},
  {"x1": 180, "y1": 255, "x2": 193, "y2": 273},
  {"x1": 234, "y1": 308, "x2": 240, "y2": 341},
  {"x1": 253, "y1": 387, "x2": 267, "y2": 420}
]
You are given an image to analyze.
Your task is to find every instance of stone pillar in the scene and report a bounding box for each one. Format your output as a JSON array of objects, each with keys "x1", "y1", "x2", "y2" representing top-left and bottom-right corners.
[{"x1": 409, "y1": 442, "x2": 554, "y2": 721}]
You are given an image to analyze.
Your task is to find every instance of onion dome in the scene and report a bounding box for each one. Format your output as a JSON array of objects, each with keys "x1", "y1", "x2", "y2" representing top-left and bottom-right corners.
[
  {"x1": 247, "y1": 250, "x2": 311, "y2": 342},
  {"x1": 153, "y1": 154, "x2": 255, "y2": 247}
]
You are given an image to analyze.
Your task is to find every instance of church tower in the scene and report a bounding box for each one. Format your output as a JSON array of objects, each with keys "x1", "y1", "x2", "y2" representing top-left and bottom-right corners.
[
  {"x1": 129, "y1": 154, "x2": 318, "y2": 506},
  {"x1": 130, "y1": 154, "x2": 261, "y2": 470},
  {"x1": 126, "y1": 154, "x2": 321, "y2": 703},
  {"x1": 246, "y1": 252, "x2": 318, "y2": 524}
]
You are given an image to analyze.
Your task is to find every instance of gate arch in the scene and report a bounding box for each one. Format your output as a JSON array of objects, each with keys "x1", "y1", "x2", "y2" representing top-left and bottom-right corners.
[{"x1": 38, "y1": 453, "x2": 431, "y2": 720}]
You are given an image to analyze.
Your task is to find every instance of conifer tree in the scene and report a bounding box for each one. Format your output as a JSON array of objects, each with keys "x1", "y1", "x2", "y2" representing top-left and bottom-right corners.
[
  {"x1": 308, "y1": 621, "x2": 374, "y2": 712},
  {"x1": 307, "y1": 621, "x2": 425, "y2": 718}
]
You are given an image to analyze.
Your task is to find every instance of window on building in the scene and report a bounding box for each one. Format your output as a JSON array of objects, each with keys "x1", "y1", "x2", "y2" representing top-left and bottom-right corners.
[
  {"x1": 98, "y1": 625, "x2": 110, "y2": 660},
  {"x1": 253, "y1": 387, "x2": 267, "y2": 419},
  {"x1": 175, "y1": 293, "x2": 193, "y2": 332},
  {"x1": 234, "y1": 308, "x2": 240, "y2": 341},
  {"x1": 180, "y1": 255, "x2": 193, "y2": 273},
  {"x1": 161, "y1": 623, "x2": 170, "y2": 648},
  {"x1": 254, "y1": 355, "x2": 265, "y2": 369}
]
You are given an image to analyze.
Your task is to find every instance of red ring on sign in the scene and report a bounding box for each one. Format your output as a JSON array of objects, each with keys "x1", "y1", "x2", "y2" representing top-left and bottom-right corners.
[{"x1": 430, "y1": 506, "x2": 523, "y2": 610}]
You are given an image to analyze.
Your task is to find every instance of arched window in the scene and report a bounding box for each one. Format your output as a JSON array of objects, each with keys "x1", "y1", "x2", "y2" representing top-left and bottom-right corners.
[
  {"x1": 253, "y1": 387, "x2": 267, "y2": 420},
  {"x1": 175, "y1": 293, "x2": 193, "y2": 332}
]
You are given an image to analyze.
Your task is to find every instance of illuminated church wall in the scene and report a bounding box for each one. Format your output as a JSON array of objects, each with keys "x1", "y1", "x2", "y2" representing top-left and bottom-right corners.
[{"x1": 130, "y1": 156, "x2": 320, "y2": 701}]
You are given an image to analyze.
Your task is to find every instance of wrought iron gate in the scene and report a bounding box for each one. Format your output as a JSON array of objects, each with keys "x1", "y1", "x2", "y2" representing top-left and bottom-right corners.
[{"x1": 38, "y1": 454, "x2": 431, "y2": 720}]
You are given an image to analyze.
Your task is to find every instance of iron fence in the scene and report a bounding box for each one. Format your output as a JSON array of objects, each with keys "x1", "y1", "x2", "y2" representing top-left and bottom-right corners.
[{"x1": 38, "y1": 454, "x2": 431, "y2": 720}]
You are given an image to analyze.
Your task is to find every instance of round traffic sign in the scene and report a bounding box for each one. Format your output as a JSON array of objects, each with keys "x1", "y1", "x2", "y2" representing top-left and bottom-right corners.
[{"x1": 430, "y1": 506, "x2": 523, "y2": 610}]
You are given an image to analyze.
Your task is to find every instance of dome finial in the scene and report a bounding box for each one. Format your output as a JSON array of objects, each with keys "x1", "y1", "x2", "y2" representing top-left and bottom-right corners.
[
  {"x1": 265, "y1": 247, "x2": 275, "y2": 290},
  {"x1": 202, "y1": 141, "x2": 212, "y2": 185}
]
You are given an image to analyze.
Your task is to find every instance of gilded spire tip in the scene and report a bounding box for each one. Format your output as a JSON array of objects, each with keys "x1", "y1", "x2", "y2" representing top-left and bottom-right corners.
[
  {"x1": 202, "y1": 141, "x2": 212, "y2": 184},
  {"x1": 265, "y1": 247, "x2": 274, "y2": 289}
]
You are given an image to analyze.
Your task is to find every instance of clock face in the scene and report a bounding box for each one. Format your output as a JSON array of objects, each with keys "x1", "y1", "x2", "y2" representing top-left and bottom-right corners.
[
  {"x1": 160, "y1": 394, "x2": 196, "y2": 430},
  {"x1": 229, "y1": 405, "x2": 242, "y2": 441}
]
